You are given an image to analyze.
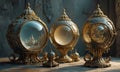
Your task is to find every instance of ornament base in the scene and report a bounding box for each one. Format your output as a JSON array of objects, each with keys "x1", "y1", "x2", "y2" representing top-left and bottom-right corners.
[
  {"x1": 43, "y1": 60, "x2": 59, "y2": 67},
  {"x1": 56, "y1": 55, "x2": 72, "y2": 63},
  {"x1": 84, "y1": 57, "x2": 111, "y2": 68},
  {"x1": 9, "y1": 52, "x2": 41, "y2": 64}
]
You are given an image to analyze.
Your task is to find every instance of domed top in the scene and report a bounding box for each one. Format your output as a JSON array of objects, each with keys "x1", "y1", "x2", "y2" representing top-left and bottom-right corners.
[
  {"x1": 50, "y1": 8, "x2": 79, "y2": 47},
  {"x1": 57, "y1": 9, "x2": 71, "y2": 21},
  {"x1": 24, "y1": 3, "x2": 35, "y2": 15},
  {"x1": 18, "y1": 3, "x2": 39, "y2": 20},
  {"x1": 86, "y1": 4, "x2": 113, "y2": 28},
  {"x1": 83, "y1": 4, "x2": 117, "y2": 49},
  {"x1": 90, "y1": 4, "x2": 106, "y2": 18}
]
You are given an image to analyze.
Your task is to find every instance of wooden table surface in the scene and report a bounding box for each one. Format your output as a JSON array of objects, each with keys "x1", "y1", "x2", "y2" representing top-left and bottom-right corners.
[{"x1": 0, "y1": 57, "x2": 120, "y2": 72}]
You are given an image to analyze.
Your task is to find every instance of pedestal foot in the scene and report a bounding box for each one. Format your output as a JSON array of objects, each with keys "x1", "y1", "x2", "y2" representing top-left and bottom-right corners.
[
  {"x1": 84, "y1": 58, "x2": 111, "y2": 68},
  {"x1": 56, "y1": 55, "x2": 72, "y2": 63}
]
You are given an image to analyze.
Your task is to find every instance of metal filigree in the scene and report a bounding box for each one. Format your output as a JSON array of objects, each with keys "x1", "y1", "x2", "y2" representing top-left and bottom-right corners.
[
  {"x1": 57, "y1": 9, "x2": 71, "y2": 21},
  {"x1": 83, "y1": 4, "x2": 117, "y2": 68},
  {"x1": 90, "y1": 4, "x2": 106, "y2": 17},
  {"x1": 6, "y1": 3, "x2": 49, "y2": 64},
  {"x1": 50, "y1": 9, "x2": 79, "y2": 63}
]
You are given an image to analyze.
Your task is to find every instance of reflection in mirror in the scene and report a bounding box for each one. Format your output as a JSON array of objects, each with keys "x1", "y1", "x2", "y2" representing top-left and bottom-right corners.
[
  {"x1": 20, "y1": 21, "x2": 46, "y2": 50},
  {"x1": 90, "y1": 24, "x2": 109, "y2": 43},
  {"x1": 54, "y1": 25, "x2": 73, "y2": 45}
]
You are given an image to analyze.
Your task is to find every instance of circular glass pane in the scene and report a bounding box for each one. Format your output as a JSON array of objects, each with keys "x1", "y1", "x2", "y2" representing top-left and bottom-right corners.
[
  {"x1": 54, "y1": 25, "x2": 73, "y2": 45},
  {"x1": 90, "y1": 24, "x2": 109, "y2": 43},
  {"x1": 20, "y1": 21, "x2": 47, "y2": 50}
]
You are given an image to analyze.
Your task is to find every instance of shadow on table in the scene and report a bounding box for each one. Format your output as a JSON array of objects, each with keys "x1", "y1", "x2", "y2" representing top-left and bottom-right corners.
[
  {"x1": 0, "y1": 62, "x2": 98, "y2": 72},
  {"x1": 104, "y1": 69, "x2": 120, "y2": 72},
  {"x1": 51, "y1": 65, "x2": 120, "y2": 72},
  {"x1": 0, "y1": 61, "x2": 44, "y2": 70},
  {"x1": 51, "y1": 65, "x2": 99, "y2": 72},
  {"x1": 0, "y1": 60, "x2": 120, "y2": 72}
]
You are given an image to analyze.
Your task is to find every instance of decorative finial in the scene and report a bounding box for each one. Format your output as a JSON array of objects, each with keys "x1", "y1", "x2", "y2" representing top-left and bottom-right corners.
[
  {"x1": 26, "y1": 2, "x2": 31, "y2": 9},
  {"x1": 97, "y1": 4, "x2": 100, "y2": 8},
  {"x1": 63, "y1": 8, "x2": 66, "y2": 15},
  {"x1": 58, "y1": 8, "x2": 71, "y2": 21},
  {"x1": 19, "y1": 2, "x2": 39, "y2": 19},
  {"x1": 91, "y1": 4, "x2": 106, "y2": 17}
]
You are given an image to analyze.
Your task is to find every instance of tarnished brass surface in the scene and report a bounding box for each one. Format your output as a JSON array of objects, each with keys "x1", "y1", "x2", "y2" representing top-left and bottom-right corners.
[
  {"x1": 50, "y1": 9, "x2": 79, "y2": 63},
  {"x1": 82, "y1": 4, "x2": 117, "y2": 68},
  {"x1": 6, "y1": 3, "x2": 48, "y2": 64}
]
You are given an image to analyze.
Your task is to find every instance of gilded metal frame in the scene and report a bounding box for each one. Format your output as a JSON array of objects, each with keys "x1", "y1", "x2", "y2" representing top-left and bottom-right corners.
[
  {"x1": 82, "y1": 4, "x2": 117, "y2": 68},
  {"x1": 6, "y1": 3, "x2": 49, "y2": 64},
  {"x1": 50, "y1": 9, "x2": 79, "y2": 63}
]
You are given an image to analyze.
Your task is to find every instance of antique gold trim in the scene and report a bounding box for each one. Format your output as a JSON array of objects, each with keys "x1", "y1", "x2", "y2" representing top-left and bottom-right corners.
[
  {"x1": 6, "y1": 3, "x2": 49, "y2": 64},
  {"x1": 57, "y1": 9, "x2": 71, "y2": 21},
  {"x1": 90, "y1": 4, "x2": 107, "y2": 18},
  {"x1": 50, "y1": 9, "x2": 79, "y2": 63},
  {"x1": 83, "y1": 4, "x2": 117, "y2": 68}
]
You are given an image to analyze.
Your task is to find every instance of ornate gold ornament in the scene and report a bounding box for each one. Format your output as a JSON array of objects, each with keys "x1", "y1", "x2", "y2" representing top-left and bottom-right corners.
[
  {"x1": 50, "y1": 9, "x2": 79, "y2": 63},
  {"x1": 82, "y1": 4, "x2": 117, "y2": 68},
  {"x1": 6, "y1": 3, "x2": 49, "y2": 64},
  {"x1": 43, "y1": 49, "x2": 59, "y2": 67}
]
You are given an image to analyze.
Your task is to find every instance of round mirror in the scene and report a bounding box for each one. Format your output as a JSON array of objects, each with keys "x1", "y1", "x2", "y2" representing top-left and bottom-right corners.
[
  {"x1": 20, "y1": 21, "x2": 47, "y2": 51},
  {"x1": 54, "y1": 25, "x2": 73, "y2": 45},
  {"x1": 90, "y1": 24, "x2": 109, "y2": 43}
]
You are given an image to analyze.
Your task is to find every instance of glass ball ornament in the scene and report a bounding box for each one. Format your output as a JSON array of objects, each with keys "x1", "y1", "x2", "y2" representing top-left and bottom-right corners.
[
  {"x1": 6, "y1": 3, "x2": 48, "y2": 64},
  {"x1": 50, "y1": 9, "x2": 79, "y2": 63},
  {"x1": 20, "y1": 21, "x2": 47, "y2": 51},
  {"x1": 82, "y1": 4, "x2": 117, "y2": 68}
]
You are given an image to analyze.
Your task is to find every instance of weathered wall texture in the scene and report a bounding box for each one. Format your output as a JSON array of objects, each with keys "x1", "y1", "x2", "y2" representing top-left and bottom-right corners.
[{"x1": 0, "y1": 0, "x2": 116, "y2": 57}]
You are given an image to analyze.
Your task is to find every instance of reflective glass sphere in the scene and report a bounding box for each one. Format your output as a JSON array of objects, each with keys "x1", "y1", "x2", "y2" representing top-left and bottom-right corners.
[
  {"x1": 83, "y1": 17, "x2": 116, "y2": 49},
  {"x1": 90, "y1": 24, "x2": 109, "y2": 43},
  {"x1": 54, "y1": 25, "x2": 73, "y2": 45},
  {"x1": 20, "y1": 21, "x2": 47, "y2": 50}
]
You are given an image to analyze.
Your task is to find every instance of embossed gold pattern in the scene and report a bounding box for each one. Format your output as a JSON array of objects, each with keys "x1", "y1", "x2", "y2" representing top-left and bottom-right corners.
[
  {"x1": 83, "y1": 4, "x2": 117, "y2": 68},
  {"x1": 50, "y1": 9, "x2": 79, "y2": 63},
  {"x1": 6, "y1": 3, "x2": 49, "y2": 64}
]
